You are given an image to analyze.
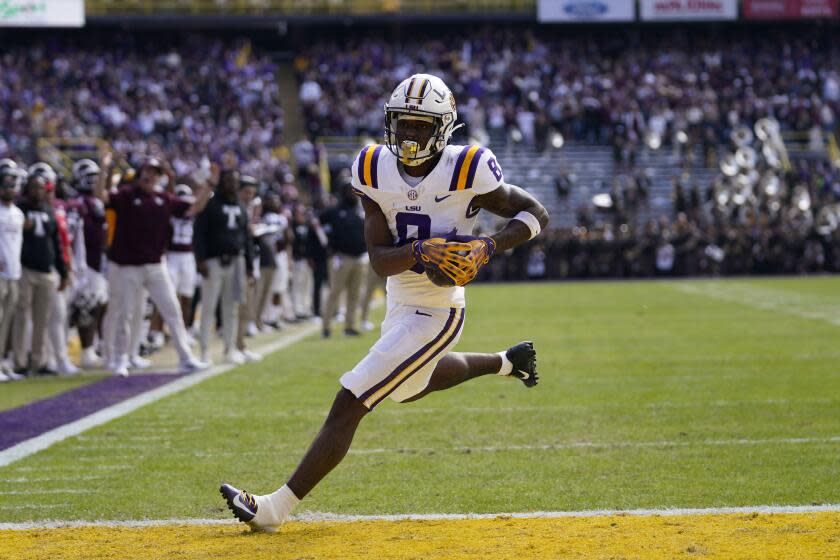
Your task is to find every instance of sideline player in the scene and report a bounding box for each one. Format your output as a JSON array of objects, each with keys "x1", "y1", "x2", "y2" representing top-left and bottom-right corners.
[
  {"x1": 94, "y1": 154, "x2": 212, "y2": 376},
  {"x1": 221, "y1": 73, "x2": 549, "y2": 531}
]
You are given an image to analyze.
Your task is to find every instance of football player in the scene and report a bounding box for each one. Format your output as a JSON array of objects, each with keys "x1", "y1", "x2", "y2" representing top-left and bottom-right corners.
[
  {"x1": 70, "y1": 158, "x2": 110, "y2": 369},
  {"x1": 221, "y1": 73, "x2": 549, "y2": 531}
]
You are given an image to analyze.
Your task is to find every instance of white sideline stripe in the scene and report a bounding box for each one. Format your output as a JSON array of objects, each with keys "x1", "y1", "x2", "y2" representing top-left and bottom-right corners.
[
  {"x1": 2, "y1": 504, "x2": 840, "y2": 530},
  {"x1": 348, "y1": 435, "x2": 840, "y2": 455},
  {"x1": 0, "y1": 324, "x2": 319, "y2": 468}
]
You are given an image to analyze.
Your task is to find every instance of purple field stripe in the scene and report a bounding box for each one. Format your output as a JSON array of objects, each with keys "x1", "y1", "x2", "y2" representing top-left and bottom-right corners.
[
  {"x1": 464, "y1": 147, "x2": 486, "y2": 190},
  {"x1": 0, "y1": 373, "x2": 181, "y2": 451}
]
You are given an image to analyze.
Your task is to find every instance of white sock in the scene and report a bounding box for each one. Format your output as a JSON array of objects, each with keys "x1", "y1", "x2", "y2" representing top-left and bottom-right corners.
[
  {"x1": 254, "y1": 484, "x2": 300, "y2": 527},
  {"x1": 496, "y1": 351, "x2": 513, "y2": 376}
]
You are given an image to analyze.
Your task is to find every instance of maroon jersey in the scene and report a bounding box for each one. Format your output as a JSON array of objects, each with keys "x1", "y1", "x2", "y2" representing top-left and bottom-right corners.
[
  {"x1": 108, "y1": 185, "x2": 190, "y2": 266},
  {"x1": 78, "y1": 195, "x2": 107, "y2": 272}
]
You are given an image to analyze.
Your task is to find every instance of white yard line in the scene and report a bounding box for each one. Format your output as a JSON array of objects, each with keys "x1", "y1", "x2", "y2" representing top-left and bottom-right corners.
[
  {"x1": 2, "y1": 504, "x2": 839, "y2": 530},
  {"x1": 10, "y1": 464, "x2": 132, "y2": 472},
  {"x1": 61, "y1": 435, "x2": 838, "y2": 458},
  {"x1": 0, "y1": 489, "x2": 89, "y2": 495},
  {"x1": 0, "y1": 504, "x2": 69, "y2": 512},
  {"x1": 674, "y1": 282, "x2": 840, "y2": 326},
  {"x1": 0, "y1": 475, "x2": 108, "y2": 483},
  {"x1": 347, "y1": 435, "x2": 840, "y2": 455},
  {"x1": 0, "y1": 324, "x2": 319, "y2": 469}
]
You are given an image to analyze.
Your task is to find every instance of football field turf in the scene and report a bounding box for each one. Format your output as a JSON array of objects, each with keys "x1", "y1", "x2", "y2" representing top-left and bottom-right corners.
[{"x1": 1, "y1": 277, "x2": 839, "y2": 558}]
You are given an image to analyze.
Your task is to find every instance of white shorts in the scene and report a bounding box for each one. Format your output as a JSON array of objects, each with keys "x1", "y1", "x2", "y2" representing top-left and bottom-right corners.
[
  {"x1": 166, "y1": 251, "x2": 197, "y2": 298},
  {"x1": 340, "y1": 303, "x2": 465, "y2": 409},
  {"x1": 74, "y1": 268, "x2": 108, "y2": 305}
]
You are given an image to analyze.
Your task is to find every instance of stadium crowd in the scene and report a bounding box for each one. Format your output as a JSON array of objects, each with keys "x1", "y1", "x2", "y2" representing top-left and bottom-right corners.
[
  {"x1": 296, "y1": 27, "x2": 840, "y2": 152},
  {"x1": 0, "y1": 33, "x2": 287, "y2": 180}
]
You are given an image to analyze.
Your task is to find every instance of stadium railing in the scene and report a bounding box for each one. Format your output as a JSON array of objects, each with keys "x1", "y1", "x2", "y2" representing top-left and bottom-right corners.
[
  {"x1": 36, "y1": 137, "x2": 133, "y2": 179},
  {"x1": 781, "y1": 130, "x2": 840, "y2": 167},
  {"x1": 86, "y1": 0, "x2": 535, "y2": 16}
]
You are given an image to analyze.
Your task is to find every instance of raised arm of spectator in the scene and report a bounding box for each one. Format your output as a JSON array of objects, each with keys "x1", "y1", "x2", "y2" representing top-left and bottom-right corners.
[
  {"x1": 243, "y1": 211, "x2": 255, "y2": 278},
  {"x1": 185, "y1": 163, "x2": 218, "y2": 218},
  {"x1": 51, "y1": 212, "x2": 69, "y2": 291},
  {"x1": 93, "y1": 151, "x2": 114, "y2": 205},
  {"x1": 193, "y1": 201, "x2": 209, "y2": 277}
]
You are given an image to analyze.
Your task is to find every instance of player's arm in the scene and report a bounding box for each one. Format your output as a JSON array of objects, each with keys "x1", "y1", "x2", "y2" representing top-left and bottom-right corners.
[
  {"x1": 361, "y1": 196, "x2": 415, "y2": 277},
  {"x1": 472, "y1": 183, "x2": 550, "y2": 252},
  {"x1": 93, "y1": 151, "x2": 114, "y2": 205},
  {"x1": 185, "y1": 163, "x2": 218, "y2": 218}
]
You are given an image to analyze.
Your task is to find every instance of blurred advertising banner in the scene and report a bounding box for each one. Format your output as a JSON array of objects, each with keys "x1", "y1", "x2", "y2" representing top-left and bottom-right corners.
[
  {"x1": 537, "y1": 0, "x2": 635, "y2": 22},
  {"x1": 743, "y1": 0, "x2": 838, "y2": 19},
  {"x1": 640, "y1": 0, "x2": 737, "y2": 20},
  {"x1": 0, "y1": 0, "x2": 84, "y2": 27}
]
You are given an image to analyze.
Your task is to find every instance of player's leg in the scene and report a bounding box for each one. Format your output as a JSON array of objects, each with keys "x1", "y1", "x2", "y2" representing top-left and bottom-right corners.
[
  {"x1": 199, "y1": 259, "x2": 223, "y2": 361},
  {"x1": 343, "y1": 258, "x2": 363, "y2": 334},
  {"x1": 253, "y1": 265, "x2": 274, "y2": 331},
  {"x1": 401, "y1": 342, "x2": 539, "y2": 403},
  {"x1": 145, "y1": 263, "x2": 198, "y2": 367},
  {"x1": 111, "y1": 266, "x2": 143, "y2": 375},
  {"x1": 322, "y1": 257, "x2": 347, "y2": 336},
  {"x1": 221, "y1": 304, "x2": 458, "y2": 532},
  {"x1": 219, "y1": 262, "x2": 238, "y2": 356},
  {"x1": 286, "y1": 388, "x2": 368, "y2": 498},
  {"x1": 12, "y1": 270, "x2": 34, "y2": 370},
  {"x1": 220, "y1": 389, "x2": 369, "y2": 532}
]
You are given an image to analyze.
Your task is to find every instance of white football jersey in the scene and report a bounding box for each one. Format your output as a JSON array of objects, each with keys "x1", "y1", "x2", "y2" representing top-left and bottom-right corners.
[{"x1": 351, "y1": 143, "x2": 504, "y2": 309}]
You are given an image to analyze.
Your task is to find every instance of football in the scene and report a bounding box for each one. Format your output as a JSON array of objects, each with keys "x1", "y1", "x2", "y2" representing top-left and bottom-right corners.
[
  {"x1": 424, "y1": 243, "x2": 472, "y2": 287},
  {"x1": 425, "y1": 261, "x2": 456, "y2": 287}
]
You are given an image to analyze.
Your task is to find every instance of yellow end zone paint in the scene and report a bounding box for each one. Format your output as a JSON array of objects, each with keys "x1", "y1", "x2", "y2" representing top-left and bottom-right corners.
[{"x1": 2, "y1": 513, "x2": 839, "y2": 559}]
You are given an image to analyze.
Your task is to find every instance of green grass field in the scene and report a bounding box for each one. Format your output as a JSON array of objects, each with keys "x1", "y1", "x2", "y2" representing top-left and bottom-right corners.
[{"x1": 1, "y1": 277, "x2": 839, "y2": 523}]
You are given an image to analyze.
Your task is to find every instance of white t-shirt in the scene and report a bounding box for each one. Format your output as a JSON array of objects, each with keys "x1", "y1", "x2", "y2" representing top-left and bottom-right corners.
[
  {"x1": 352, "y1": 144, "x2": 504, "y2": 309},
  {"x1": 0, "y1": 203, "x2": 25, "y2": 280}
]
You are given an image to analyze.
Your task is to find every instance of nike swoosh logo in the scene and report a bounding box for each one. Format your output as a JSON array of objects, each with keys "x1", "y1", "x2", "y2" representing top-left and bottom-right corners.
[
  {"x1": 435, "y1": 195, "x2": 452, "y2": 203},
  {"x1": 513, "y1": 369, "x2": 530, "y2": 380},
  {"x1": 415, "y1": 310, "x2": 432, "y2": 317},
  {"x1": 233, "y1": 493, "x2": 257, "y2": 516}
]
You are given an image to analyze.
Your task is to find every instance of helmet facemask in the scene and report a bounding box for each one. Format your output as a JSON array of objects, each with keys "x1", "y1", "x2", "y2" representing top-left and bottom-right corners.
[
  {"x1": 385, "y1": 111, "x2": 453, "y2": 166},
  {"x1": 73, "y1": 159, "x2": 101, "y2": 192}
]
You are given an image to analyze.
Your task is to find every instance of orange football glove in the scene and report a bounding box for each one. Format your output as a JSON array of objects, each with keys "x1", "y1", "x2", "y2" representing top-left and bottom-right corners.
[{"x1": 412, "y1": 235, "x2": 496, "y2": 287}]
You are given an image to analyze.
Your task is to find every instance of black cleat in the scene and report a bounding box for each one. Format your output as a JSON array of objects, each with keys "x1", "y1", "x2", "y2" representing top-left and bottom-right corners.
[
  {"x1": 506, "y1": 341, "x2": 538, "y2": 387},
  {"x1": 220, "y1": 483, "x2": 258, "y2": 523}
]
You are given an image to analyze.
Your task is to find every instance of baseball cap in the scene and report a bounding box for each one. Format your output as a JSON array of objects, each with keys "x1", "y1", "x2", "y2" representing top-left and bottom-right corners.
[{"x1": 141, "y1": 157, "x2": 164, "y2": 172}]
